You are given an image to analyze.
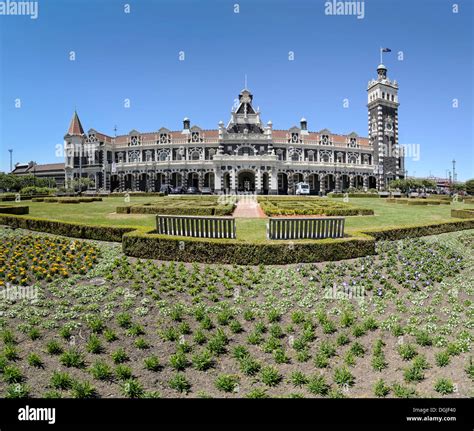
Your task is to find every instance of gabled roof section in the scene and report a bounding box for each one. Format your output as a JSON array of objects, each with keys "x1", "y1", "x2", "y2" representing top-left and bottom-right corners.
[{"x1": 66, "y1": 110, "x2": 85, "y2": 137}]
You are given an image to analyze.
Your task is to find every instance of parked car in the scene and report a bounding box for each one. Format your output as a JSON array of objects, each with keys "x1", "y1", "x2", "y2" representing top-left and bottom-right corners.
[
  {"x1": 170, "y1": 186, "x2": 186, "y2": 194},
  {"x1": 159, "y1": 184, "x2": 173, "y2": 195},
  {"x1": 186, "y1": 186, "x2": 200, "y2": 194},
  {"x1": 201, "y1": 187, "x2": 213, "y2": 195}
]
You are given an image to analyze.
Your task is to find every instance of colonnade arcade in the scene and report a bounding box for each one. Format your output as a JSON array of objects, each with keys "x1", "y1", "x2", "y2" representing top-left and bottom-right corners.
[{"x1": 91, "y1": 168, "x2": 378, "y2": 194}]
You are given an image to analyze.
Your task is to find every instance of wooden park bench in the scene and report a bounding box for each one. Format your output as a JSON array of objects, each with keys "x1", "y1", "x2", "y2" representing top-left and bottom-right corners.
[
  {"x1": 156, "y1": 215, "x2": 236, "y2": 239},
  {"x1": 266, "y1": 217, "x2": 345, "y2": 240}
]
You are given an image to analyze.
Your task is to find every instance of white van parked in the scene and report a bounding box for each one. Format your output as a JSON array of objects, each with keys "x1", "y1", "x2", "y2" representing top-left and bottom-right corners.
[{"x1": 295, "y1": 182, "x2": 310, "y2": 195}]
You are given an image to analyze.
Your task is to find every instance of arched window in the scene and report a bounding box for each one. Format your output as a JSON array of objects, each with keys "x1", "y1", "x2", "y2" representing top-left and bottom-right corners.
[
  {"x1": 159, "y1": 152, "x2": 168, "y2": 161},
  {"x1": 190, "y1": 151, "x2": 200, "y2": 161},
  {"x1": 207, "y1": 149, "x2": 216, "y2": 160}
]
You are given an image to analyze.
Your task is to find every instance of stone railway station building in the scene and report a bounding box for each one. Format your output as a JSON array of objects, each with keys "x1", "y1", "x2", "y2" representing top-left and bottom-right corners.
[{"x1": 64, "y1": 64, "x2": 404, "y2": 194}]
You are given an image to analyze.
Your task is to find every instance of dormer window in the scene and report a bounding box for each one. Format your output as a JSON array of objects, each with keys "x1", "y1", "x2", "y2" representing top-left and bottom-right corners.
[
  {"x1": 159, "y1": 133, "x2": 170, "y2": 144},
  {"x1": 291, "y1": 132, "x2": 299, "y2": 143},
  {"x1": 321, "y1": 134, "x2": 330, "y2": 145},
  {"x1": 191, "y1": 132, "x2": 200, "y2": 143},
  {"x1": 131, "y1": 135, "x2": 142, "y2": 146},
  {"x1": 349, "y1": 138, "x2": 357, "y2": 148}
]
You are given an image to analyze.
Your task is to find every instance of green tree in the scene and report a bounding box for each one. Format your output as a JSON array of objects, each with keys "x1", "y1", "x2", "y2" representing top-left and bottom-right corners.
[
  {"x1": 464, "y1": 179, "x2": 474, "y2": 195},
  {"x1": 450, "y1": 182, "x2": 465, "y2": 193}
]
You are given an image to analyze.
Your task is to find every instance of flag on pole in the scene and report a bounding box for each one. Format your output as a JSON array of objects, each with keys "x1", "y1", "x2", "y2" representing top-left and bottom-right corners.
[{"x1": 380, "y1": 47, "x2": 392, "y2": 64}]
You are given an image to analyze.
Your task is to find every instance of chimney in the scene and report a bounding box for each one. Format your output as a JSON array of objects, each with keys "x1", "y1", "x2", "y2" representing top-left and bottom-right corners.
[
  {"x1": 182, "y1": 117, "x2": 190, "y2": 133},
  {"x1": 300, "y1": 117, "x2": 308, "y2": 134}
]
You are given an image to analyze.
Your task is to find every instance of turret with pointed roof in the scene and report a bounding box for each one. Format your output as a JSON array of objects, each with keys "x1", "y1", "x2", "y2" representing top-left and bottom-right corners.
[{"x1": 65, "y1": 110, "x2": 85, "y2": 137}]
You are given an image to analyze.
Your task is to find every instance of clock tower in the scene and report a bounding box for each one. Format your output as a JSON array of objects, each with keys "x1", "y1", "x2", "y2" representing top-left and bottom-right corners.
[{"x1": 367, "y1": 64, "x2": 404, "y2": 189}]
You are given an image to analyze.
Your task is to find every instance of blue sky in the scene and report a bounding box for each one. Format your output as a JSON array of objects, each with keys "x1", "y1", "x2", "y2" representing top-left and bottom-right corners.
[{"x1": 0, "y1": 0, "x2": 473, "y2": 180}]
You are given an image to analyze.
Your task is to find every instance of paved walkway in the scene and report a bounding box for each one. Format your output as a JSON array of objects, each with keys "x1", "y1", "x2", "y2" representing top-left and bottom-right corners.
[{"x1": 232, "y1": 197, "x2": 266, "y2": 218}]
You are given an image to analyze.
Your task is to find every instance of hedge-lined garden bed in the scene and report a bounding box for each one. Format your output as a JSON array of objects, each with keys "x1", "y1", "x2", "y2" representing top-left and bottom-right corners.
[
  {"x1": 0, "y1": 194, "x2": 50, "y2": 202},
  {"x1": 117, "y1": 203, "x2": 234, "y2": 216},
  {"x1": 328, "y1": 193, "x2": 380, "y2": 198},
  {"x1": 32, "y1": 197, "x2": 103, "y2": 203},
  {"x1": 387, "y1": 198, "x2": 450, "y2": 205},
  {"x1": 258, "y1": 197, "x2": 374, "y2": 216},
  {"x1": 361, "y1": 219, "x2": 474, "y2": 241},
  {"x1": 451, "y1": 209, "x2": 474, "y2": 219},
  {"x1": 0, "y1": 210, "x2": 473, "y2": 264},
  {"x1": 0, "y1": 205, "x2": 29, "y2": 215},
  {"x1": 122, "y1": 230, "x2": 376, "y2": 264},
  {"x1": 0, "y1": 214, "x2": 135, "y2": 242}
]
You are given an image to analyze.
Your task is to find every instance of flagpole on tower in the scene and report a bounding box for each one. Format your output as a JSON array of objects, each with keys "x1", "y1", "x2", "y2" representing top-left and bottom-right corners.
[{"x1": 380, "y1": 47, "x2": 383, "y2": 64}]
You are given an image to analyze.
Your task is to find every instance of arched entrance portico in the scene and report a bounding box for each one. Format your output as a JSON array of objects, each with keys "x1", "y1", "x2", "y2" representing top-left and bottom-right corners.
[
  {"x1": 111, "y1": 174, "x2": 119, "y2": 192},
  {"x1": 262, "y1": 172, "x2": 269, "y2": 194},
  {"x1": 368, "y1": 176, "x2": 377, "y2": 189},
  {"x1": 204, "y1": 172, "x2": 215, "y2": 190},
  {"x1": 237, "y1": 170, "x2": 255, "y2": 192},
  {"x1": 170, "y1": 172, "x2": 183, "y2": 188},
  {"x1": 325, "y1": 174, "x2": 335, "y2": 192},
  {"x1": 278, "y1": 173, "x2": 288, "y2": 195},
  {"x1": 124, "y1": 174, "x2": 133, "y2": 191},
  {"x1": 188, "y1": 172, "x2": 199, "y2": 188},
  {"x1": 308, "y1": 173, "x2": 320, "y2": 194},
  {"x1": 154, "y1": 173, "x2": 165, "y2": 191},
  {"x1": 341, "y1": 174, "x2": 350, "y2": 191},
  {"x1": 223, "y1": 172, "x2": 231, "y2": 192}
]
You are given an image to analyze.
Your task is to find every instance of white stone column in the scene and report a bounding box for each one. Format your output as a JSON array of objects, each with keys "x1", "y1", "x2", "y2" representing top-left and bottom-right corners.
[
  {"x1": 270, "y1": 170, "x2": 278, "y2": 194},
  {"x1": 214, "y1": 168, "x2": 222, "y2": 193},
  {"x1": 230, "y1": 169, "x2": 237, "y2": 193},
  {"x1": 255, "y1": 169, "x2": 262, "y2": 194}
]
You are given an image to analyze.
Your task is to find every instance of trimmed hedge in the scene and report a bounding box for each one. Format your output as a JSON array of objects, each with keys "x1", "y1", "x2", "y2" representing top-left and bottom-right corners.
[
  {"x1": 0, "y1": 206, "x2": 29, "y2": 215},
  {"x1": 32, "y1": 197, "x2": 103, "y2": 203},
  {"x1": 258, "y1": 198, "x2": 374, "y2": 216},
  {"x1": 0, "y1": 214, "x2": 134, "y2": 242},
  {"x1": 361, "y1": 219, "x2": 474, "y2": 241},
  {"x1": 122, "y1": 230, "x2": 376, "y2": 265},
  {"x1": 117, "y1": 203, "x2": 234, "y2": 216},
  {"x1": 451, "y1": 209, "x2": 474, "y2": 219},
  {"x1": 0, "y1": 194, "x2": 50, "y2": 202},
  {"x1": 388, "y1": 199, "x2": 450, "y2": 206},
  {"x1": 328, "y1": 193, "x2": 380, "y2": 198}
]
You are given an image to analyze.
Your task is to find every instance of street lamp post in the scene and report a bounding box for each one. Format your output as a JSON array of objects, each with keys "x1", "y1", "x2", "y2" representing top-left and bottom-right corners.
[
  {"x1": 452, "y1": 159, "x2": 456, "y2": 184},
  {"x1": 8, "y1": 149, "x2": 13, "y2": 172}
]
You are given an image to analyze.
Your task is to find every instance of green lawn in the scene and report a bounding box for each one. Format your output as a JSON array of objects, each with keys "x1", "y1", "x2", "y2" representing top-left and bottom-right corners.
[{"x1": 2, "y1": 196, "x2": 473, "y2": 241}]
